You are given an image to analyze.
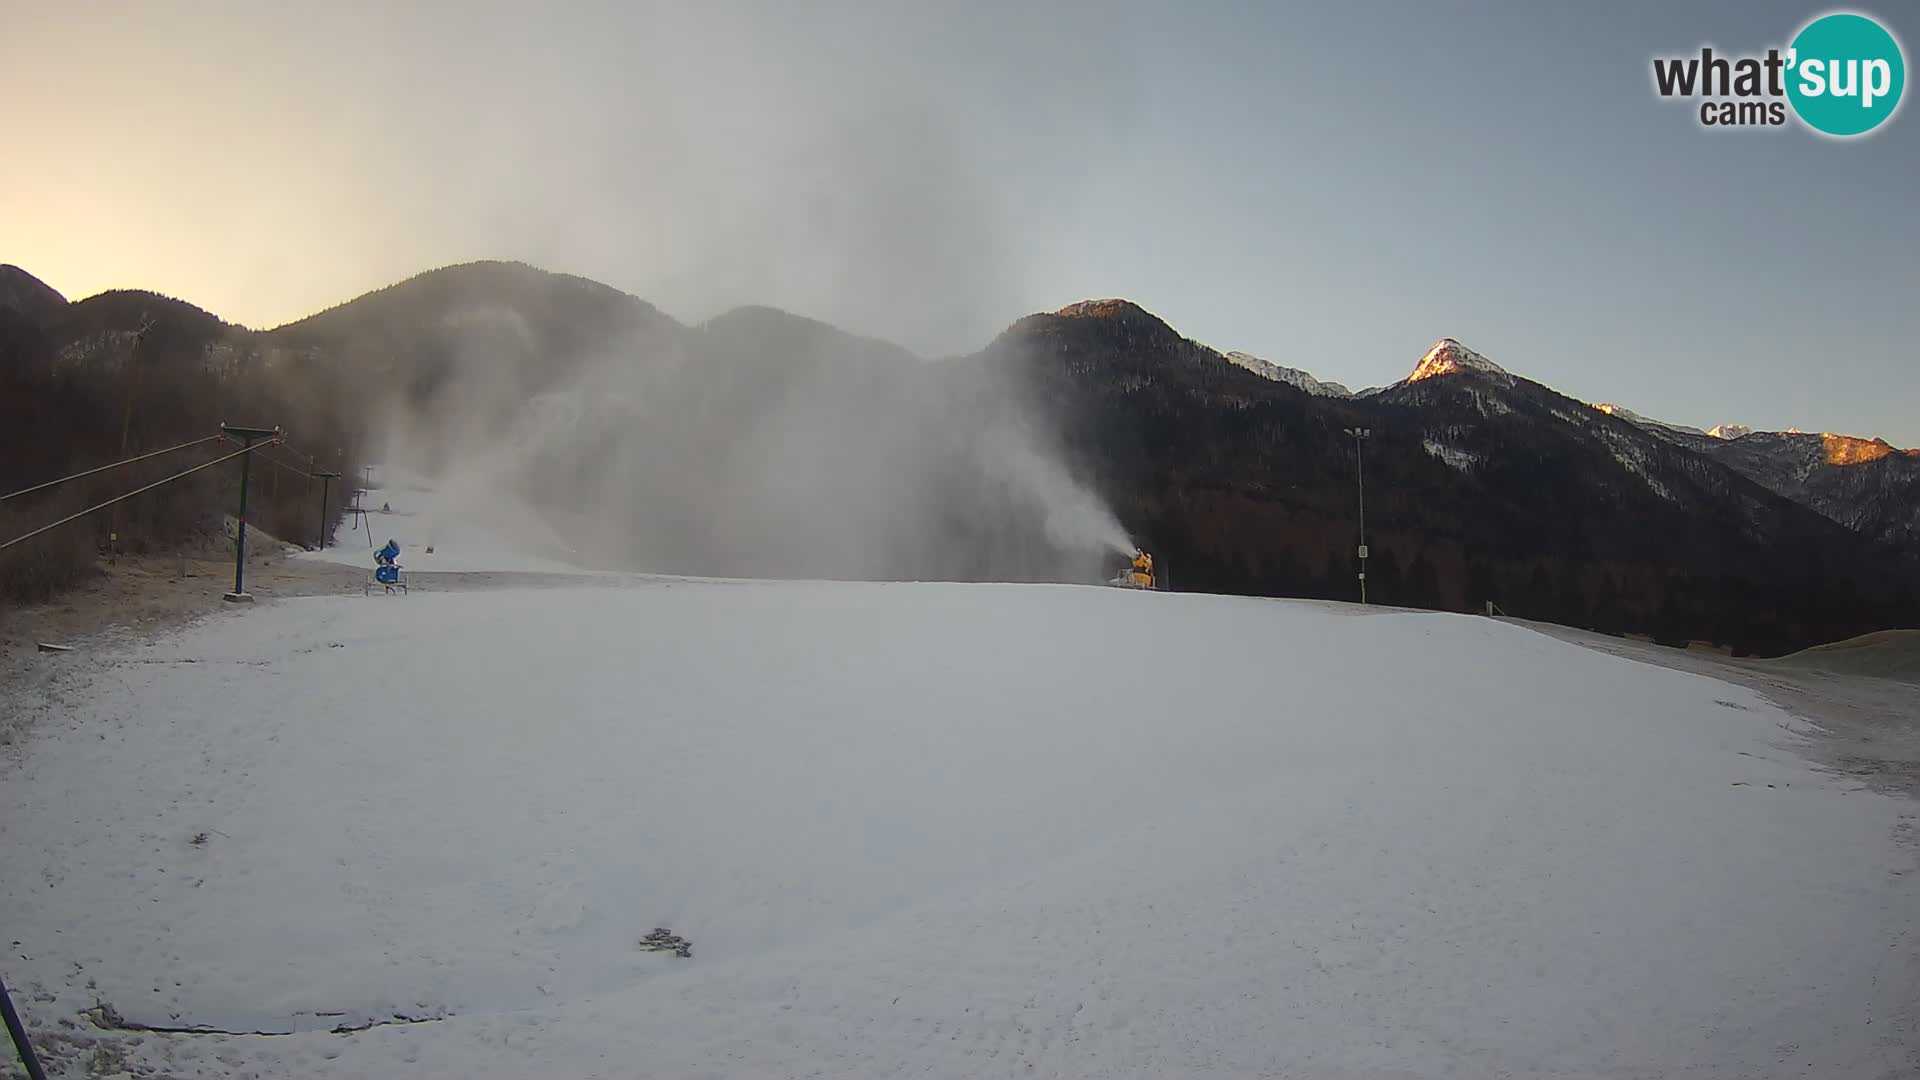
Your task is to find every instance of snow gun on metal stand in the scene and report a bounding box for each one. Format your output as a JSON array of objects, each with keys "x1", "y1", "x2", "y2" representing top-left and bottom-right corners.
[{"x1": 366, "y1": 538, "x2": 408, "y2": 595}]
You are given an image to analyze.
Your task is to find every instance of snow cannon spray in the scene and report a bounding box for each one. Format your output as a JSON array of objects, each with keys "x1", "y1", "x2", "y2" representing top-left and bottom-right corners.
[{"x1": 973, "y1": 432, "x2": 1135, "y2": 564}]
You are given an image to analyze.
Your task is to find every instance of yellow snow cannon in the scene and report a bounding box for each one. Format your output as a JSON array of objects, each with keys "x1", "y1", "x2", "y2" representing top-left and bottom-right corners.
[{"x1": 1110, "y1": 549, "x2": 1157, "y2": 590}]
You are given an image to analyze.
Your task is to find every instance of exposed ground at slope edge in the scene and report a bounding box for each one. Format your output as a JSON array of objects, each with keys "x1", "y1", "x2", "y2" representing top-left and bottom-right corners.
[{"x1": 1507, "y1": 618, "x2": 1920, "y2": 799}]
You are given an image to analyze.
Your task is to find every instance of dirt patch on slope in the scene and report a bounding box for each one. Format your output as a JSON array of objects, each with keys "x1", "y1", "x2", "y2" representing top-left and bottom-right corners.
[
  {"x1": 1509, "y1": 618, "x2": 1920, "y2": 800},
  {"x1": 1774, "y1": 629, "x2": 1920, "y2": 685}
]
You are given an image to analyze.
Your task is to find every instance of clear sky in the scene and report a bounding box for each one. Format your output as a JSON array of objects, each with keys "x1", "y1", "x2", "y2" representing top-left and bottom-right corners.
[{"x1": 3, "y1": 1, "x2": 1915, "y2": 442}]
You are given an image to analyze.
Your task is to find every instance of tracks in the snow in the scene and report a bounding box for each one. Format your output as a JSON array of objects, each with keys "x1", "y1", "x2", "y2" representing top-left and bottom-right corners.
[{"x1": 87, "y1": 1002, "x2": 446, "y2": 1038}]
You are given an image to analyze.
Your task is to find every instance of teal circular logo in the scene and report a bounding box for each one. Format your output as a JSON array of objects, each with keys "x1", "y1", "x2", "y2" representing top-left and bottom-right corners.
[{"x1": 1786, "y1": 12, "x2": 1906, "y2": 136}]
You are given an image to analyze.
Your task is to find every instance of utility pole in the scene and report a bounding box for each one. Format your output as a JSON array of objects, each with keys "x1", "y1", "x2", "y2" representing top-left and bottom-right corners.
[
  {"x1": 1343, "y1": 426, "x2": 1371, "y2": 604},
  {"x1": 314, "y1": 469, "x2": 341, "y2": 550},
  {"x1": 220, "y1": 424, "x2": 281, "y2": 603}
]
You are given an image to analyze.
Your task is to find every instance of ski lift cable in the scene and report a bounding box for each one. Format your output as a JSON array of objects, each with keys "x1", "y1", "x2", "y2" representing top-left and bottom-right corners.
[
  {"x1": 274, "y1": 439, "x2": 332, "y2": 471},
  {"x1": 0, "y1": 441, "x2": 278, "y2": 554},
  {"x1": 253, "y1": 448, "x2": 316, "y2": 479},
  {"x1": 1, "y1": 435, "x2": 224, "y2": 503}
]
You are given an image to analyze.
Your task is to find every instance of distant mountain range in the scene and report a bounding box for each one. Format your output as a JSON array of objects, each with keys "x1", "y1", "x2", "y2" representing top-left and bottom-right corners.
[
  {"x1": 2, "y1": 259, "x2": 1912, "y2": 653},
  {"x1": 1217, "y1": 335, "x2": 1920, "y2": 553},
  {"x1": 1593, "y1": 411, "x2": 1919, "y2": 551},
  {"x1": 1007, "y1": 299, "x2": 1914, "y2": 653}
]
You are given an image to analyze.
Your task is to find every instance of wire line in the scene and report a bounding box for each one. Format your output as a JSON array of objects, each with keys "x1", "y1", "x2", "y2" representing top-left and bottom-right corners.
[
  {"x1": 0, "y1": 441, "x2": 277, "y2": 553},
  {"x1": 1, "y1": 435, "x2": 223, "y2": 503}
]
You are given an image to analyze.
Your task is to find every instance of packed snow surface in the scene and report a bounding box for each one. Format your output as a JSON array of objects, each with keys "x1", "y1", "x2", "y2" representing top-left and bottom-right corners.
[{"x1": 2, "y1": 582, "x2": 1916, "y2": 1078}]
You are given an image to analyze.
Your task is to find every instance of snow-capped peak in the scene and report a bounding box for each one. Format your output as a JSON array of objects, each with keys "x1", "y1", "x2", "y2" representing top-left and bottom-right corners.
[
  {"x1": 1222, "y1": 351, "x2": 1353, "y2": 398},
  {"x1": 1708, "y1": 424, "x2": 1753, "y2": 440},
  {"x1": 1407, "y1": 339, "x2": 1509, "y2": 383}
]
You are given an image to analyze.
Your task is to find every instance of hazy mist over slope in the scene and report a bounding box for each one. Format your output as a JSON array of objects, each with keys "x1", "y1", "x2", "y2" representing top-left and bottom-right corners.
[
  {"x1": 275, "y1": 9, "x2": 1151, "y2": 588},
  {"x1": 337, "y1": 266, "x2": 1134, "y2": 583}
]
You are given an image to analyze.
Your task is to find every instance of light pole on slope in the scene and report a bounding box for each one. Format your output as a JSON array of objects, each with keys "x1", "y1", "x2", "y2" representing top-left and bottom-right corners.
[{"x1": 1344, "y1": 427, "x2": 1371, "y2": 604}]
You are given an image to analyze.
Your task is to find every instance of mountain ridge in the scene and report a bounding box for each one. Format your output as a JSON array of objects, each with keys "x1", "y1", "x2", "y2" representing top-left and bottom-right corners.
[
  {"x1": 7, "y1": 260, "x2": 1913, "y2": 651},
  {"x1": 0, "y1": 264, "x2": 67, "y2": 318}
]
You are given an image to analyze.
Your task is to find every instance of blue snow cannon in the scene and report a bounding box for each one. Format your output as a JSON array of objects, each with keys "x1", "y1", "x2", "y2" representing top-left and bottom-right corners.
[{"x1": 373, "y1": 539, "x2": 404, "y2": 588}]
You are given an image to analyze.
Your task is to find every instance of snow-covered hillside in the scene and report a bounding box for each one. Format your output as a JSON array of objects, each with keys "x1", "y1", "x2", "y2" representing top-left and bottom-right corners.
[
  {"x1": 1593, "y1": 402, "x2": 1708, "y2": 438},
  {"x1": 1222, "y1": 351, "x2": 1353, "y2": 397},
  {"x1": 1578, "y1": 407, "x2": 1920, "y2": 547},
  {"x1": 2, "y1": 580, "x2": 1915, "y2": 1078}
]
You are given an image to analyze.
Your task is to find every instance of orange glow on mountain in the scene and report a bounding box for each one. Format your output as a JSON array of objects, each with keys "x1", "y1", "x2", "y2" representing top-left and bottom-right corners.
[{"x1": 1821, "y1": 433, "x2": 1907, "y2": 465}]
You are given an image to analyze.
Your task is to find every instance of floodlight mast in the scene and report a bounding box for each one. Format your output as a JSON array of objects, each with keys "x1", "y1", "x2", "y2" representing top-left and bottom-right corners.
[{"x1": 1344, "y1": 427, "x2": 1371, "y2": 604}]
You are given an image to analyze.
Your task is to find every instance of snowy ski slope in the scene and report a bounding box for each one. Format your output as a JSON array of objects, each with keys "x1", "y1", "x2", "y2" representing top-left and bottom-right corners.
[
  {"x1": 302, "y1": 464, "x2": 592, "y2": 575},
  {"x1": 2, "y1": 578, "x2": 1916, "y2": 1078}
]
